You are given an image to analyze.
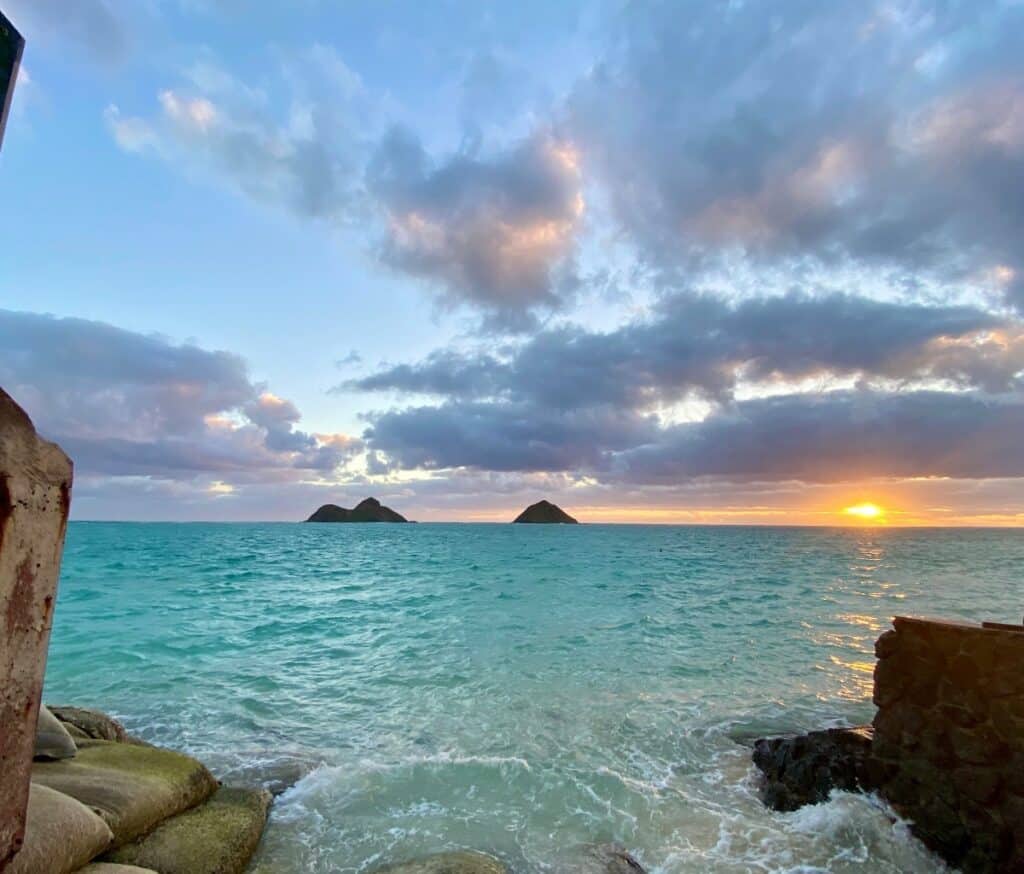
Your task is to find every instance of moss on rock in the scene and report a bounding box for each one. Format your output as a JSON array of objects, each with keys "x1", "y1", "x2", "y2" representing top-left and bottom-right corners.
[
  {"x1": 31, "y1": 739, "x2": 217, "y2": 848},
  {"x1": 103, "y1": 786, "x2": 271, "y2": 874}
]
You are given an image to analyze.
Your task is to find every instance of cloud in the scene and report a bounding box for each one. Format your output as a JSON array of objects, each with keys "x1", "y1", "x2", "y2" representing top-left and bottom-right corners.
[
  {"x1": 565, "y1": 1, "x2": 1024, "y2": 308},
  {"x1": 105, "y1": 47, "x2": 371, "y2": 221},
  {"x1": 615, "y1": 390, "x2": 1024, "y2": 484},
  {"x1": 0, "y1": 310, "x2": 358, "y2": 481},
  {"x1": 367, "y1": 128, "x2": 585, "y2": 328},
  {"x1": 361, "y1": 388, "x2": 1024, "y2": 484},
  {"x1": 349, "y1": 291, "x2": 1022, "y2": 408},
  {"x1": 349, "y1": 290, "x2": 1024, "y2": 484}
]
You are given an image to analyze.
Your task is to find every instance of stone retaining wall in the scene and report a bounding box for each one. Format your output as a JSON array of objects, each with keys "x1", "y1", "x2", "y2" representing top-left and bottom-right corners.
[{"x1": 871, "y1": 616, "x2": 1024, "y2": 872}]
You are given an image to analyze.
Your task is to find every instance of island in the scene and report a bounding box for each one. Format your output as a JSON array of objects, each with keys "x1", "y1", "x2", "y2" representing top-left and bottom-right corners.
[
  {"x1": 513, "y1": 500, "x2": 578, "y2": 524},
  {"x1": 305, "y1": 497, "x2": 409, "y2": 523}
]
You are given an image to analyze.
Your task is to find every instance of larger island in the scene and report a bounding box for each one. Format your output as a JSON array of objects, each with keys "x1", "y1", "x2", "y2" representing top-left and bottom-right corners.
[{"x1": 306, "y1": 497, "x2": 409, "y2": 523}]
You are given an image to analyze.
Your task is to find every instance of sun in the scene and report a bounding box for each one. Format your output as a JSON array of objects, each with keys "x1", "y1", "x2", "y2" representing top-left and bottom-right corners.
[{"x1": 843, "y1": 502, "x2": 885, "y2": 521}]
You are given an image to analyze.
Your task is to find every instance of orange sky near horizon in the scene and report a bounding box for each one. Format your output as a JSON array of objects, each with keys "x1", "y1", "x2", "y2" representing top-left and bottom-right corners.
[{"x1": 455, "y1": 500, "x2": 1024, "y2": 527}]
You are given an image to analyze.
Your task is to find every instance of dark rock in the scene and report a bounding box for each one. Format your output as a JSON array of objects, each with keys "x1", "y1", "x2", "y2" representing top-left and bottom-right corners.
[
  {"x1": 752, "y1": 726, "x2": 874, "y2": 811},
  {"x1": 214, "y1": 752, "x2": 319, "y2": 796},
  {"x1": 48, "y1": 706, "x2": 129, "y2": 743},
  {"x1": 513, "y1": 500, "x2": 578, "y2": 524},
  {"x1": 573, "y1": 843, "x2": 647, "y2": 873},
  {"x1": 306, "y1": 497, "x2": 409, "y2": 523}
]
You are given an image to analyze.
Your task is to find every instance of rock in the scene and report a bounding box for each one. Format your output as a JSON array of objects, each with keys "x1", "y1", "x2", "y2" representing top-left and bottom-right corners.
[
  {"x1": 752, "y1": 726, "x2": 874, "y2": 811},
  {"x1": 0, "y1": 388, "x2": 74, "y2": 868},
  {"x1": 48, "y1": 706, "x2": 129, "y2": 743},
  {"x1": 77, "y1": 866, "x2": 160, "y2": 874},
  {"x1": 34, "y1": 704, "x2": 78, "y2": 761},
  {"x1": 31, "y1": 738, "x2": 218, "y2": 848},
  {"x1": 572, "y1": 843, "x2": 647, "y2": 873},
  {"x1": 103, "y1": 786, "x2": 272, "y2": 874},
  {"x1": 513, "y1": 500, "x2": 578, "y2": 524},
  {"x1": 372, "y1": 850, "x2": 510, "y2": 873},
  {"x1": 7, "y1": 784, "x2": 113, "y2": 874},
  {"x1": 306, "y1": 497, "x2": 409, "y2": 523},
  {"x1": 215, "y1": 753, "x2": 319, "y2": 796}
]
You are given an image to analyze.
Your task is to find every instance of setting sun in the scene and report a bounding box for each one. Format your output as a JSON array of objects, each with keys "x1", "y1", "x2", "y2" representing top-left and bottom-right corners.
[{"x1": 843, "y1": 502, "x2": 885, "y2": 521}]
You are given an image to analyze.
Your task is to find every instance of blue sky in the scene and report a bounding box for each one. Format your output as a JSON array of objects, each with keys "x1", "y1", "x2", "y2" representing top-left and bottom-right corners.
[{"x1": 2, "y1": 0, "x2": 1024, "y2": 523}]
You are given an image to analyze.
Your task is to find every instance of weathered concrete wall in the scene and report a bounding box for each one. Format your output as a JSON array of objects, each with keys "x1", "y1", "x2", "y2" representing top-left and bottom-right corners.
[
  {"x1": 872, "y1": 615, "x2": 1024, "y2": 872},
  {"x1": 0, "y1": 388, "x2": 72, "y2": 870}
]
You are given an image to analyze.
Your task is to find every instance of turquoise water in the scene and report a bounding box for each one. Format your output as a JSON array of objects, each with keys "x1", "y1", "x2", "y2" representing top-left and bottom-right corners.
[{"x1": 45, "y1": 523, "x2": 1023, "y2": 872}]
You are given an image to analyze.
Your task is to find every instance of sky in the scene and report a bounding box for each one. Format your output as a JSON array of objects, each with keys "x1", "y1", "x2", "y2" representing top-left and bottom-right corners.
[{"x1": 1, "y1": 0, "x2": 1023, "y2": 525}]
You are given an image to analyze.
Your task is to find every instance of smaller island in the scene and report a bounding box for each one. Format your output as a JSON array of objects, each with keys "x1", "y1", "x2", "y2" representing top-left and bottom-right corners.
[
  {"x1": 513, "y1": 500, "x2": 578, "y2": 524},
  {"x1": 306, "y1": 497, "x2": 409, "y2": 523}
]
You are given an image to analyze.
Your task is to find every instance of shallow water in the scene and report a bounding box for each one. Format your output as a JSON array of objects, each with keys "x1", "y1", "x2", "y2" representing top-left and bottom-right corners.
[{"x1": 45, "y1": 523, "x2": 1024, "y2": 872}]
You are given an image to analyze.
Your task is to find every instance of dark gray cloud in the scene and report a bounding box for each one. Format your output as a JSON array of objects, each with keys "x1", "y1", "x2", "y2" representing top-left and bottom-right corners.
[
  {"x1": 367, "y1": 402, "x2": 656, "y2": 473},
  {"x1": 616, "y1": 390, "x2": 1024, "y2": 484},
  {"x1": 352, "y1": 290, "x2": 1024, "y2": 483},
  {"x1": 567, "y1": 0, "x2": 1024, "y2": 308},
  {"x1": 350, "y1": 292, "x2": 1022, "y2": 408},
  {"x1": 362, "y1": 389, "x2": 1024, "y2": 484},
  {"x1": 367, "y1": 127, "x2": 584, "y2": 328},
  {"x1": 0, "y1": 310, "x2": 358, "y2": 480}
]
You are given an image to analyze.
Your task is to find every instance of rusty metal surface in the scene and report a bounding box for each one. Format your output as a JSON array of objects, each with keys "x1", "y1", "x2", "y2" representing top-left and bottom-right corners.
[{"x1": 0, "y1": 388, "x2": 72, "y2": 871}]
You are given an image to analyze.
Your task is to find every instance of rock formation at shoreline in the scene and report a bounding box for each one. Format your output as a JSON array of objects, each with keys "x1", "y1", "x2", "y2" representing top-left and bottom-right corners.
[
  {"x1": 13, "y1": 705, "x2": 270, "y2": 874},
  {"x1": 513, "y1": 500, "x2": 578, "y2": 524},
  {"x1": 752, "y1": 726, "x2": 874, "y2": 811},
  {"x1": 306, "y1": 497, "x2": 408, "y2": 523},
  {"x1": 753, "y1": 616, "x2": 1024, "y2": 873}
]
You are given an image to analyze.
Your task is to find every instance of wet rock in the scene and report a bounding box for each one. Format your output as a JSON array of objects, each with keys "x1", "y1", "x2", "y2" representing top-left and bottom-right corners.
[
  {"x1": 7, "y1": 784, "x2": 112, "y2": 874},
  {"x1": 31, "y1": 738, "x2": 218, "y2": 848},
  {"x1": 34, "y1": 705, "x2": 77, "y2": 761},
  {"x1": 103, "y1": 786, "x2": 271, "y2": 874},
  {"x1": 574, "y1": 842, "x2": 647, "y2": 873},
  {"x1": 215, "y1": 753, "x2": 319, "y2": 796},
  {"x1": 752, "y1": 725, "x2": 874, "y2": 811},
  {"x1": 48, "y1": 706, "x2": 129, "y2": 743},
  {"x1": 0, "y1": 388, "x2": 73, "y2": 867},
  {"x1": 373, "y1": 850, "x2": 510, "y2": 873}
]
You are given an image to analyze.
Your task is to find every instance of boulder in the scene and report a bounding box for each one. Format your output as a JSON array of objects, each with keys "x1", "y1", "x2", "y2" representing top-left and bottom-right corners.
[
  {"x1": 512, "y1": 500, "x2": 578, "y2": 524},
  {"x1": 34, "y1": 705, "x2": 77, "y2": 761},
  {"x1": 7, "y1": 784, "x2": 112, "y2": 874},
  {"x1": 0, "y1": 388, "x2": 74, "y2": 867},
  {"x1": 306, "y1": 497, "x2": 409, "y2": 523},
  {"x1": 48, "y1": 706, "x2": 129, "y2": 743},
  {"x1": 572, "y1": 843, "x2": 646, "y2": 873},
  {"x1": 31, "y1": 739, "x2": 218, "y2": 848},
  {"x1": 215, "y1": 752, "x2": 319, "y2": 796},
  {"x1": 372, "y1": 850, "x2": 510, "y2": 873},
  {"x1": 752, "y1": 725, "x2": 874, "y2": 811},
  {"x1": 103, "y1": 786, "x2": 271, "y2": 874}
]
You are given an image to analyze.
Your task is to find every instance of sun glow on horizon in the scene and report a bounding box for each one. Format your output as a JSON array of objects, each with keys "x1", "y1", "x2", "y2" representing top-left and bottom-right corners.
[{"x1": 843, "y1": 502, "x2": 885, "y2": 522}]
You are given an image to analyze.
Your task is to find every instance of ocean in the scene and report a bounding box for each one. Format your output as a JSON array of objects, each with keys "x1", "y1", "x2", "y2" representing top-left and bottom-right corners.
[{"x1": 43, "y1": 522, "x2": 1023, "y2": 872}]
